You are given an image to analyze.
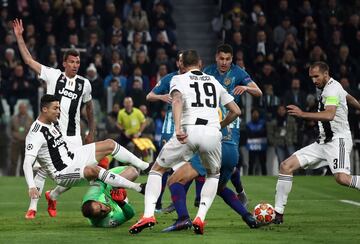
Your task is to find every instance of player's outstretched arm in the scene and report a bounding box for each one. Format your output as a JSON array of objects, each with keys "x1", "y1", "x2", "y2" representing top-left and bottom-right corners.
[
  {"x1": 13, "y1": 18, "x2": 41, "y2": 75},
  {"x1": 171, "y1": 90, "x2": 187, "y2": 143},
  {"x1": 233, "y1": 82, "x2": 262, "y2": 97},
  {"x1": 146, "y1": 91, "x2": 172, "y2": 103},
  {"x1": 221, "y1": 101, "x2": 241, "y2": 128},
  {"x1": 23, "y1": 155, "x2": 40, "y2": 199},
  {"x1": 287, "y1": 104, "x2": 336, "y2": 121},
  {"x1": 346, "y1": 94, "x2": 360, "y2": 111}
]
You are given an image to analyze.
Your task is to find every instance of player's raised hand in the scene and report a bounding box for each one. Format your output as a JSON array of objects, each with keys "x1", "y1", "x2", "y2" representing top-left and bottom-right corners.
[
  {"x1": 161, "y1": 94, "x2": 172, "y2": 104},
  {"x1": 233, "y1": 85, "x2": 248, "y2": 95},
  {"x1": 12, "y1": 18, "x2": 24, "y2": 37},
  {"x1": 176, "y1": 129, "x2": 188, "y2": 144},
  {"x1": 28, "y1": 187, "x2": 40, "y2": 199},
  {"x1": 286, "y1": 105, "x2": 303, "y2": 118}
]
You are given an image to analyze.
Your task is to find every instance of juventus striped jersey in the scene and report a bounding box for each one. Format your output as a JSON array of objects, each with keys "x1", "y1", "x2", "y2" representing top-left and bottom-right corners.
[
  {"x1": 39, "y1": 65, "x2": 92, "y2": 137},
  {"x1": 25, "y1": 119, "x2": 73, "y2": 179},
  {"x1": 317, "y1": 78, "x2": 351, "y2": 143},
  {"x1": 170, "y1": 70, "x2": 233, "y2": 129}
]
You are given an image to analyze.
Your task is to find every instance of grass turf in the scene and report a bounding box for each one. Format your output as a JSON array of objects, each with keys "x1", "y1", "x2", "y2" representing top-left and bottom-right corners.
[{"x1": 0, "y1": 176, "x2": 359, "y2": 244}]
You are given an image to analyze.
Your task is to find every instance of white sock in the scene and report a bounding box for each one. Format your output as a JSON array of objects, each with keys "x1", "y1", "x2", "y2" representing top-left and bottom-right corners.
[
  {"x1": 28, "y1": 170, "x2": 47, "y2": 211},
  {"x1": 50, "y1": 186, "x2": 70, "y2": 200},
  {"x1": 349, "y1": 176, "x2": 360, "y2": 190},
  {"x1": 144, "y1": 171, "x2": 163, "y2": 218},
  {"x1": 112, "y1": 142, "x2": 149, "y2": 170},
  {"x1": 98, "y1": 168, "x2": 141, "y2": 192},
  {"x1": 196, "y1": 174, "x2": 219, "y2": 221},
  {"x1": 275, "y1": 174, "x2": 293, "y2": 214}
]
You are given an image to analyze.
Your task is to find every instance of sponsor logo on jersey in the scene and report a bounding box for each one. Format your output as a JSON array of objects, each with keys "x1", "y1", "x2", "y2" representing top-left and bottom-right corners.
[
  {"x1": 224, "y1": 78, "x2": 231, "y2": 86},
  {"x1": 26, "y1": 144, "x2": 33, "y2": 150},
  {"x1": 58, "y1": 87, "x2": 78, "y2": 100},
  {"x1": 52, "y1": 137, "x2": 65, "y2": 148}
]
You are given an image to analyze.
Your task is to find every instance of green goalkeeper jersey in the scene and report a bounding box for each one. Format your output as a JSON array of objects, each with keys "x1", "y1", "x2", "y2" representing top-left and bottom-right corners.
[{"x1": 82, "y1": 166, "x2": 135, "y2": 227}]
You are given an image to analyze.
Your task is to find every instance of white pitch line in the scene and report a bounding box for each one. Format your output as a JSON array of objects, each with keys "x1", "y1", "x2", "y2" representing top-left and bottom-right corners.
[{"x1": 340, "y1": 200, "x2": 360, "y2": 206}]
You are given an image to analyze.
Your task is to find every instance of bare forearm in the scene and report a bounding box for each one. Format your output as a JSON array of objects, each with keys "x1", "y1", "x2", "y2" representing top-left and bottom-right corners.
[
  {"x1": 146, "y1": 92, "x2": 159, "y2": 102},
  {"x1": 15, "y1": 35, "x2": 41, "y2": 74},
  {"x1": 246, "y1": 86, "x2": 262, "y2": 97},
  {"x1": 220, "y1": 111, "x2": 238, "y2": 128},
  {"x1": 86, "y1": 102, "x2": 95, "y2": 134},
  {"x1": 301, "y1": 111, "x2": 334, "y2": 121},
  {"x1": 346, "y1": 94, "x2": 360, "y2": 110},
  {"x1": 172, "y1": 96, "x2": 182, "y2": 131}
]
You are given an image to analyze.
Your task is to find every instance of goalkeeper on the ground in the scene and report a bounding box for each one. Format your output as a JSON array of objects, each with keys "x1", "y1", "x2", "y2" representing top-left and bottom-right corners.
[{"x1": 81, "y1": 166, "x2": 143, "y2": 227}]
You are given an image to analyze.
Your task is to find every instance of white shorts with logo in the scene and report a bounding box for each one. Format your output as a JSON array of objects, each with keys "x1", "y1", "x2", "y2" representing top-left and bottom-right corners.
[
  {"x1": 294, "y1": 138, "x2": 352, "y2": 174},
  {"x1": 54, "y1": 143, "x2": 97, "y2": 187},
  {"x1": 157, "y1": 125, "x2": 222, "y2": 174}
]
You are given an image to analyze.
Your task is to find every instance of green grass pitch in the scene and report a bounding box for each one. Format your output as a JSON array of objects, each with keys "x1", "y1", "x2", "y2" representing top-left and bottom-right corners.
[{"x1": 0, "y1": 176, "x2": 359, "y2": 244}]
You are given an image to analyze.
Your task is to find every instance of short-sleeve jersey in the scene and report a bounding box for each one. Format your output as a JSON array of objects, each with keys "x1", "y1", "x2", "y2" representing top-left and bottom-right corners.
[
  {"x1": 152, "y1": 71, "x2": 179, "y2": 135},
  {"x1": 117, "y1": 108, "x2": 145, "y2": 135},
  {"x1": 25, "y1": 119, "x2": 73, "y2": 179},
  {"x1": 82, "y1": 167, "x2": 135, "y2": 227},
  {"x1": 219, "y1": 105, "x2": 237, "y2": 146},
  {"x1": 203, "y1": 64, "x2": 252, "y2": 144},
  {"x1": 39, "y1": 65, "x2": 92, "y2": 137},
  {"x1": 317, "y1": 78, "x2": 351, "y2": 143},
  {"x1": 170, "y1": 70, "x2": 233, "y2": 129}
]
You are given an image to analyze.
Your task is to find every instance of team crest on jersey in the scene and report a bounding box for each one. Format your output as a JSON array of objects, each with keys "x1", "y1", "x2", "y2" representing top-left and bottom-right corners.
[
  {"x1": 26, "y1": 144, "x2": 33, "y2": 150},
  {"x1": 77, "y1": 83, "x2": 82, "y2": 91},
  {"x1": 224, "y1": 78, "x2": 231, "y2": 86}
]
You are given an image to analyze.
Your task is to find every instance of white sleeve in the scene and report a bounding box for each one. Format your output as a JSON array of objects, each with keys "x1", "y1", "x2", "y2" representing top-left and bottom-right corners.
[
  {"x1": 23, "y1": 155, "x2": 36, "y2": 188},
  {"x1": 82, "y1": 80, "x2": 92, "y2": 103},
  {"x1": 170, "y1": 76, "x2": 183, "y2": 94},
  {"x1": 323, "y1": 84, "x2": 341, "y2": 106},
  {"x1": 219, "y1": 85, "x2": 234, "y2": 106},
  {"x1": 39, "y1": 65, "x2": 62, "y2": 89},
  {"x1": 25, "y1": 132, "x2": 44, "y2": 157}
]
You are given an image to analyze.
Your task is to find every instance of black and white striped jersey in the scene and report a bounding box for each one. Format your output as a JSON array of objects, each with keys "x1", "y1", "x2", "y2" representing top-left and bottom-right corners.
[
  {"x1": 169, "y1": 70, "x2": 234, "y2": 129},
  {"x1": 39, "y1": 65, "x2": 92, "y2": 137},
  {"x1": 317, "y1": 78, "x2": 352, "y2": 143},
  {"x1": 25, "y1": 119, "x2": 74, "y2": 178}
]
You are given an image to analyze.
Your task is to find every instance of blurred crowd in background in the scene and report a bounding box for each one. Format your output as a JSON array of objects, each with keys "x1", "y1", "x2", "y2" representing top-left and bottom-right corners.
[{"x1": 0, "y1": 0, "x2": 359, "y2": 176}]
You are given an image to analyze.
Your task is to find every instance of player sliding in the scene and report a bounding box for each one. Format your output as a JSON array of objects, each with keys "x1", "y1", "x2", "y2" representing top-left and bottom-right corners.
[
  {"x1": 23, "y1": 95, "x2": 148, "y2": 202},
  {"x1": 129, "y1": 49, "x2": 241, "y2": 235},
  {"x1": 273, "y1": 62, "x2": 360, "y2": 224}
]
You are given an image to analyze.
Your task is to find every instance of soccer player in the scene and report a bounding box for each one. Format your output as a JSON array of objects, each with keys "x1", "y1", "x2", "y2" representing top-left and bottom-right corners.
[
  {"x1": 273, "y1": 62, "x2": 360, "y2": 224},
  {"x1": 81, "y1": 166, "x2": 139, "y2": 227},
  {"x1": 13, "y1": 18, "x2": 96, "y2": 219},
  {"x1": 160, "y1": 44, "x2": 262, "y2": 232},
  {"x1": 203, "y1": 43, "x2": 262, "y2": 204},
  {"x1": 23, "y1": 95, "x2": 148, "y2": 203},
  {"x1": 146, "y1": 51, "x2": 206, "y2": 212},
  {"x1": 129, "y1": 49, "x2": 241, "y2": 235}
]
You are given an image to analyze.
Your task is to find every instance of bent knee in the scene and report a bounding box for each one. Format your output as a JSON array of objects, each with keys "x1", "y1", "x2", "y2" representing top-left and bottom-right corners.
[
  {"x1": 83, "y1": 166, "x2": 100, "y2": 180},
  {"x1": 334, "y1": 173, "x2": 350, "y2": 186}
]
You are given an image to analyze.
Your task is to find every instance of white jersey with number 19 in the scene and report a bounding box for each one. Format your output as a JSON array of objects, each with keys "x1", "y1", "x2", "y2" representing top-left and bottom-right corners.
[{"x1": 170, "y1": 70, "x2": 233, "y2": 129}]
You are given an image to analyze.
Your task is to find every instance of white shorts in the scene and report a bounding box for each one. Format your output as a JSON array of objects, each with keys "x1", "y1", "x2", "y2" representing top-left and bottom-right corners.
[
  {"x1": 157, "y1": 125, "x2": 222, "y2": 174},
  {"x1": 54, "y1": 143, "x2": 97, "y2": 187},
  {"x1": 294, "y1": 138, "x2": 352, "y2": 174}
]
